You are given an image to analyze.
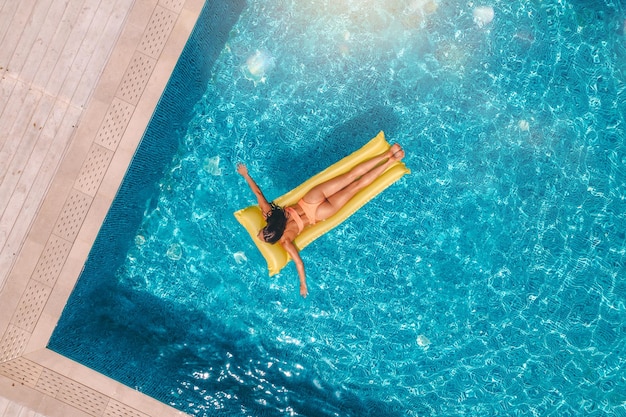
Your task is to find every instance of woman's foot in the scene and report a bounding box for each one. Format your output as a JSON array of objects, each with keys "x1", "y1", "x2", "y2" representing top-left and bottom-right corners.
[{"x1": 389, "y1": 143, "x2": 405, "y2": 161}]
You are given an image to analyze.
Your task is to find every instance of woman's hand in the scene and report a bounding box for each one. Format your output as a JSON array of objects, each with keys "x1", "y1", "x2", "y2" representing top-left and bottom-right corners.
[
  {"x1": 283, "y1": 240, "x2": 308, "y2": 298},
  {"x1": 236, "y1": 163, "x2": 248, "y2": 176},
  {"x1": 237, "y1": 163, "x2": 272, "y2": 216}
]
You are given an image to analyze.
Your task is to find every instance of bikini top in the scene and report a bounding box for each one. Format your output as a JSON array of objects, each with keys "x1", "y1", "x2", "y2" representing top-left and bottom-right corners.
[{"x1": 284, "y1": 206, "x2": 304, "y2": 233}]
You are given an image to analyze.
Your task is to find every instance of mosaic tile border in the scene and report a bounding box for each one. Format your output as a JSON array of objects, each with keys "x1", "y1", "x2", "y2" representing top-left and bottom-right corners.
[{"x1": 0, "y1": 0, "x2": 202, "y2": 415}]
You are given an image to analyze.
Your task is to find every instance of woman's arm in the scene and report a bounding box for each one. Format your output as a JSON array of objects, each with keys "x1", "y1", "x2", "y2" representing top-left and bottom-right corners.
[
  {"x1": 237, "y1": 163, "x2": 272, "y2": 215},
  {"x1": 282, "y1": 239, "x2": 308, "y2": 298}
]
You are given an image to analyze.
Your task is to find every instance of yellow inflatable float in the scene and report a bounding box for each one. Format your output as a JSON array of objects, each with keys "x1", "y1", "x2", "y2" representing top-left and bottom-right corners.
[{"x1": 234, "y1": 131, "x2": 410, "y2": 276}]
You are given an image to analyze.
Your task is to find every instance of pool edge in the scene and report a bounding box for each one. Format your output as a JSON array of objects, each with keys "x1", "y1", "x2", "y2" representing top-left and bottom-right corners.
[{"x1": 0, "y1": 0, "x2": 205, "y2": 415}]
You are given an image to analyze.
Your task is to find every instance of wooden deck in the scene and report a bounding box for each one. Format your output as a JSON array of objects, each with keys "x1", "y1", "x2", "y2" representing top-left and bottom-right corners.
[{"x1": 0, "y1": 0, "x2": 204, "y2": 415}]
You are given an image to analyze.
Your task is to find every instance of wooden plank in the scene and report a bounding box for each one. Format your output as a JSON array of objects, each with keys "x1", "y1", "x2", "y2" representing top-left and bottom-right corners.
[
  {"x1": 44, "y1": 0, "x2": 102, "y2": 100},
  {"x1": 0, "y1": 86, "x2": 41, "y2": 186},
  {"x1": 6, "y1": 99, "x2": 72, "y2": 226},
  {"x1": 0, "y1": 94, "x2": 54, "y2": 220},
  {"x1": 0, "y1": 0, "x2": 38, "y2": 69},
  {"x1": 7, "y1": 0, "x2": 54, "y2": 77},
  {"x1": 0, "y1": 103, "x2": 79, "y2": 289},
  {"x1": 0, "y1": 395, "x2": 10, "y2": 415},
  {"x1": 18, "y1": 0, "x2": 72, "y2": 85},
  {"x1": 31, "y1": 0, "x2": 87, "y2": 90},
  {"x1": 0, "y1": 79, "x2": 29, "y2": 153},
  {"x1": 0, "y1": 76, "x2": 18, "y2": 139},
  {"x1": 59, "y1": 0, "x2": 118, "y2": 107},
  {"x1": 0, "y1": 0, "x2": 23, "y2": 49},
  {"x1": 71, "y1": 0, "x2": 135, "y2": 107}
]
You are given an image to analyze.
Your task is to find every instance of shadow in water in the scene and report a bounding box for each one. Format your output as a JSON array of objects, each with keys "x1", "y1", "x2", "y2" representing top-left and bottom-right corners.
[
  {"x1": 270, "y1": 106, "x2": 400, "y2": 190},
  {"x1": 49, "y1": 276, "x2": 406, "y2": 417}
]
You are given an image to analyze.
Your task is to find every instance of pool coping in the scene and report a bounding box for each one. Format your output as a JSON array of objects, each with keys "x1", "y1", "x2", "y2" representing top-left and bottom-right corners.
[{"x1": 0, "y1": 0, "x2": 205, "y2": 415}]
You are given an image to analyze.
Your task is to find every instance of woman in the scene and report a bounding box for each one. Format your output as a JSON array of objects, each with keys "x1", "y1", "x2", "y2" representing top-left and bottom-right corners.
[{"x1": 237, "y1": 143, "x2": 405, "y2": 297}]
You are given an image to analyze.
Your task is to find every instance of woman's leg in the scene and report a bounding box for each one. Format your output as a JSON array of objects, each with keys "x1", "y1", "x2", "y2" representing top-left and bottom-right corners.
[
  {"x1": 306, "y1": 145, "x2": 404, "y2": 220},
  {"x1": 304, "y1": 144, "x2": 402, "y2": 203}
]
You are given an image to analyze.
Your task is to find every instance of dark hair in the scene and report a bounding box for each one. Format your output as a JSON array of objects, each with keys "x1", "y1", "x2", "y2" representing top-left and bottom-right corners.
[{"x1": 261, "y1": 203, "x2": 287, "y2": 244}]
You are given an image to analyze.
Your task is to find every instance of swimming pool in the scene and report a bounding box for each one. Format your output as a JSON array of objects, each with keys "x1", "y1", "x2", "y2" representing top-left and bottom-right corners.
[{"x1": 50, "y1": 0, "x2": 626, "y2": 415}]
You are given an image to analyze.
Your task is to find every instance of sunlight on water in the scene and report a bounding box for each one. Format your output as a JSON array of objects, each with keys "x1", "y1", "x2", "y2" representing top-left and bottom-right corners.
[
  {"x1": 242, "y1": 49, "x2": 275, "y2": 84},
  {"x1": 122, "y1": 0, "x2": 626, "y2": 414},
  {"x1": 54, "y1": 0, "x2": 626, "y2": 415},
  {"x1": 473, "y1": 6, "x2": 495, "y2": 28}
]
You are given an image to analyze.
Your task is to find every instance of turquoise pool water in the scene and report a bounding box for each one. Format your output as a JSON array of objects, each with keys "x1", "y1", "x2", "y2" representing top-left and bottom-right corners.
[{"x1": 51, "y1": 0, "x2": 626, "y2": 415}]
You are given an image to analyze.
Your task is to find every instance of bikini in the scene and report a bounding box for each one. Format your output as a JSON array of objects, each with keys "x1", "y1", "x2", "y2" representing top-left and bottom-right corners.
[
  {"x1": 284, "y1": 199, "x2": 323, "y2": 234},
  {"x1": 297, "y1": 199, "x2": 322, "y2": 225},
  {"x1": 284, "y1": 206, "x2": 305, "y2": 233}
]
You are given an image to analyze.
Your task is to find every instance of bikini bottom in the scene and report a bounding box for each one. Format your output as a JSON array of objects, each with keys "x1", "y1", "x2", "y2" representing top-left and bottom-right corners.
[{"x1": 298, "y1": 198, "x2": 323, "y2": 225}]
